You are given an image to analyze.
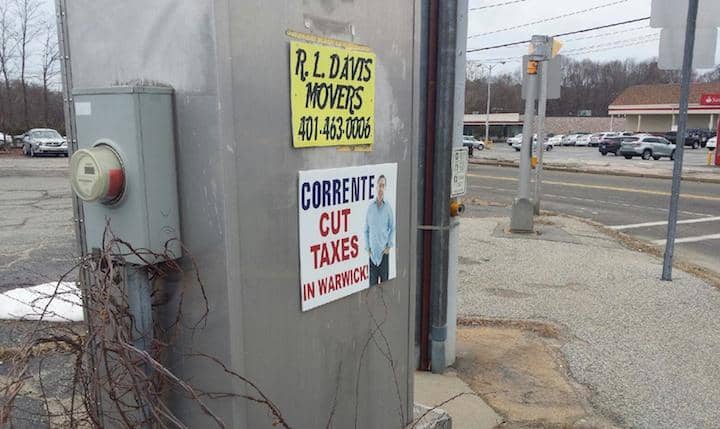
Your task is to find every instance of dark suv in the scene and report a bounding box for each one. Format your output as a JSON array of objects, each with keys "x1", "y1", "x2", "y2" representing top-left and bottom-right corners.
[
  {"x1": 599, "y1": 136, "x2": 636, "y2": 156},
  {"x1": 687, "y1": 128, "x2": 716, "y2": 147},
  {"x1": 663, "y1": 131, "x2": 702, "y2": 149}
]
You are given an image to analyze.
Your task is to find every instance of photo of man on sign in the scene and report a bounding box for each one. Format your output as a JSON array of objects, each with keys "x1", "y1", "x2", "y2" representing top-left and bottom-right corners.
[{"x1": 365, "y1": 175, "x2": 394, "y2": 286}]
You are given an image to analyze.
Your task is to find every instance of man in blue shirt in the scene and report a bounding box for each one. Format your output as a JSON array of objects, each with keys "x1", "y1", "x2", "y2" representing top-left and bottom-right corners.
[{"x1": 365, "y1": 175, "x2": 394, "y2": 286}]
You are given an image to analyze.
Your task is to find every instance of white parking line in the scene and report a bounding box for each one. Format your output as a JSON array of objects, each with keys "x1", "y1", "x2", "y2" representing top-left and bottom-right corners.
[
  {"x1": 652, "y1": 233, "x2": 720, "y2": 245},
  {"x1": 610, "y1": 216, "x2": 720, "y2": 230}
]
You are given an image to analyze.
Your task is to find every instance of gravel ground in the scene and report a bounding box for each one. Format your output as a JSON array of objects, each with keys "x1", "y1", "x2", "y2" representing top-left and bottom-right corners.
[{"x1": 458, "y1": 216, "x2": 720, "y2": 429}]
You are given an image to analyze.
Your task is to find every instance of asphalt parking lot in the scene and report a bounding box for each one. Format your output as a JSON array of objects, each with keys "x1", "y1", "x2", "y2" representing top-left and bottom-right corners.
[
  {"x1": 0, "y1": 155, "x2": 75, "y2": 292},
  {"x1": 478, "y1": 142, "x2": 713, "y2": 170}
]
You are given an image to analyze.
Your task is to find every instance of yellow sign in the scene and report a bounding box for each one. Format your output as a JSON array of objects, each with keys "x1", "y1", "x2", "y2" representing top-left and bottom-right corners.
[
  {"x1": 551, "y1": 38, "x2": 563, "y2": 58},
  {"x1": 290, "y1": 40, "x2": 376, "y2": 148}
]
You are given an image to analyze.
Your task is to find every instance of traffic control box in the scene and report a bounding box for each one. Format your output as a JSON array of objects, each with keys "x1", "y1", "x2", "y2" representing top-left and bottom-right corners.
[{"x1": 61, "y1": 1, "x2": 417, "y2": 427}]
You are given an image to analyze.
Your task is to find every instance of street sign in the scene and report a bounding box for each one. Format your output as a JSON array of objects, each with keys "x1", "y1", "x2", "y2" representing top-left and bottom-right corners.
[
  {"x1": 651, "y1": 0, "x2": 720, "y2": 70},
  {"x1": 700, "y1": 93, "x2": 720, "y2": 106},
  {"x1": 522, "y1": 55, "x2": 561, "y2": 100},
  {"x1": 650, "y1": 0, "x2": 720, "y2": 29},
  {"x1": 658, "y1": 28, "x2": 717, "y2": 70},
  {"x1": 451, "y1": 147, "x2": 468, "y2": 197}
]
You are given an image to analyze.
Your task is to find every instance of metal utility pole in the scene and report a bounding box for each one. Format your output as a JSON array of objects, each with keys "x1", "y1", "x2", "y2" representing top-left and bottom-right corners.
[
  {"x1": 485, "y1": 64, "x2": 493, "y2": 145},
  {"x1": 484, "y1": 62, "x2": 504, "y2": 144},
  {"x1": 533, "y1": 58, "x2": 549, "y2": 215},
  {"x1": 662, "y1": 0, "x2": 698, "y2": 281},
  {"x1": 428, "y1": 0, "x2": 467, "y2": 373}
]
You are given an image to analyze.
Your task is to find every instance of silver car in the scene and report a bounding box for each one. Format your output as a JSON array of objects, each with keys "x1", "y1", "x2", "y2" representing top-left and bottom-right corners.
[
  {"x1": 619, "y1": 135, "x2": 676, "y2": 160},
  {"x1": 562, "y1": 133, "x2": 584, "y2": 146},
  {"x1": 506, "y1": 133, "x2": 522, "y2": 146},
  {"x1": 22, "y1": 128, "x2": 68, "y2": 157}
]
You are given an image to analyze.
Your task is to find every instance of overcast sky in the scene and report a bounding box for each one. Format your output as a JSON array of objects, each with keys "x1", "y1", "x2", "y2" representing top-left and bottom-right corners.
[
  {"x1": 43, "y1": 0, "x2": 716, "y2": 78},
  {"x1": 466, "y1": 0, "x2": 716, "y2": 74}
]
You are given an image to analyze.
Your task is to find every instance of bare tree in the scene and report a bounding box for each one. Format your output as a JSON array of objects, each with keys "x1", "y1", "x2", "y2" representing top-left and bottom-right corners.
[
  {"x1": 39, "y1": 20, "x2": 58, "y2": 126},
  {"x1": 699, "y1": 66, "x2": 720, "y2": 82},
  {"x1": 13, "y1": 0, "x2": 41, "y2": 130},
  {"x1": 0, "y1": 0, "x2": 17, "y2": 131},
  {"x1": 465, "y1": 58, "x2": 688, "y2": 117}
]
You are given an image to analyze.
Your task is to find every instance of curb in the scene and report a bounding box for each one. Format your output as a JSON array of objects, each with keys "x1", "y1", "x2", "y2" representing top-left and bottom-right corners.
[{"x1": 469, "y1": 158, "x2": 720, "y2": 184}]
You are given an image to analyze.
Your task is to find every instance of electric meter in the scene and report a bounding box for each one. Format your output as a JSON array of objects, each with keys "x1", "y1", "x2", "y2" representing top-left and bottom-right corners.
[
  {"x1": 70, "y1": 145, "x2": 125, "y2": 204},
  {"x1": 72, "y1": 86, "x2": 180, "y2": 265}
]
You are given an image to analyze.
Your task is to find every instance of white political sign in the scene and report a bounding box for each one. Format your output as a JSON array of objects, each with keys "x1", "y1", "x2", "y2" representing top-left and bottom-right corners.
[{"x1": 298, "y1": 163, "x2": 397, "y2": 311}]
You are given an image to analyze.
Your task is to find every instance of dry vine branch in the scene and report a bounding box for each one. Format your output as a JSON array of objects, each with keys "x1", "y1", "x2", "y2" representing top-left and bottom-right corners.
[
  {"x1": 0, "y1": 222, "x2": 289, "y2": 428},
  {"x1": 1, "y1": 220, "x2": 440, "y2": 428}
]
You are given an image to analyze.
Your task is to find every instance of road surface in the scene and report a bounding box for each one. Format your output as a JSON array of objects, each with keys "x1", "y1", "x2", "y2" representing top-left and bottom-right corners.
[{"x1": 467, "y1": 164, "x2": 720, "y2": 274}]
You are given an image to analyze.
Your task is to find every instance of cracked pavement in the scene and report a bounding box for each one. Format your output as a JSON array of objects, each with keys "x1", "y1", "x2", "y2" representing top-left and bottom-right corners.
[{"x1": 0, "y1": 157, "x2": 76, "y2": 292}]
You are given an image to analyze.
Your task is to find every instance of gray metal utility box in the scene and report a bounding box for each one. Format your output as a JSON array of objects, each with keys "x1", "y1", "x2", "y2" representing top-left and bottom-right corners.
[
  {"x1": 60, "y1": 1, "x2": 420, "y2": 427},
  {"x1": 73, "y1": 87, "x2": 181, "y2": 264}
]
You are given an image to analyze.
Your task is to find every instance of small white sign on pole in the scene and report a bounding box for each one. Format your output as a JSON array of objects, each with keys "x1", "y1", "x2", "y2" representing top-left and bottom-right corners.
[
  {"x1": 298, "y1": 163, "x2": 398, "y2": 311},
  {"x1": 451, "y1": 147, "x2": 468, "y2": 197}
]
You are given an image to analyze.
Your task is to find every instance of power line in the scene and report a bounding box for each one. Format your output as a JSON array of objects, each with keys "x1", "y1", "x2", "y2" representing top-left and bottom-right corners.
[
  {"x1": 563, "y1": 35, "x2": 660, "y2": 56},
  {"x1": 562, "y1": 25, "x2": 649, "y2": 42},
  {"x1": 467, "y1": 16, "x2": 651, "y2": 53},
  {"x1": 563, "y1": 34, "x2": 660, "y2": 53},
  {"x1": 468, "y1": 0, "x2": 630, "y2": 39},
  {"x1": 468, "y1": 34, "x2": 660, "y2": 64},
  {"x1": 469, "y1": 0, "x2": 530, "y2": 11}
]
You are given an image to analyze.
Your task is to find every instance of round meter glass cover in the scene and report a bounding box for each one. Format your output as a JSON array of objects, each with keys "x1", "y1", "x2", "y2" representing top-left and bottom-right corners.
[
  {"x1": 70, "y1": 146, "x2": 124, "y2": 203},
  {"x1": 71, "y1": 150, "x2": 104, "y2": 201}
]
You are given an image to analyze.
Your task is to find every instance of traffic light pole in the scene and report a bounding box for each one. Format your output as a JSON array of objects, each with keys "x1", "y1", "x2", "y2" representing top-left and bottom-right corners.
[
  {"x1": 510, "y1": 59, "x2": 537, "y2": 232},
  {"x1": 534, "y1": 58, "x2": 549, "y2": 215}
]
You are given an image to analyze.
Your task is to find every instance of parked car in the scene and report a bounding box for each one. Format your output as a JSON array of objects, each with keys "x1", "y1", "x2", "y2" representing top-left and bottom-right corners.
[
  {"x1": 510, "y1": 134, "x2": 535, "y2": 150},
  {"x1": 588, "y1": 132, "x2": 619, "y2": 147},
  {"x1": 599, "y1": 136, "x2": 638, "y2": 156},
  {"x1": 562, "y1": 133, "x2": 588, "y2": 146},
  {"x1": 662, "y1": 131, "x2": 702, "y2": 149},
  {"x1": 512, "y1": 136, "x2": 553, "y2": 152},
  {"x1": 507, "y1": 133, "x2": 523, "y2": 146},
  {"x1": 575, "y1": 134, "x2": 592, "y2": 146},
  {"x1": 548, "y1": 134, "x2": 564, "y2": 146},
  {"x1": 619, "y1": 134, "x2": 675, "y2": 160},
  {"x1": 707, "y1": 136, "x2": 716, "y2": 151},
  {"x1": 462, "y1": 135, "x2": 484, "y2": 156},
  {"x1": 561, "y1": 134, "x2": 576, "y2": 146},
  {"x1": 687, "y1": 128, "x2": 715, "y2": 146},
  {"x1": 22, "y1": 128, "x2": 68, "y2": 157}
]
